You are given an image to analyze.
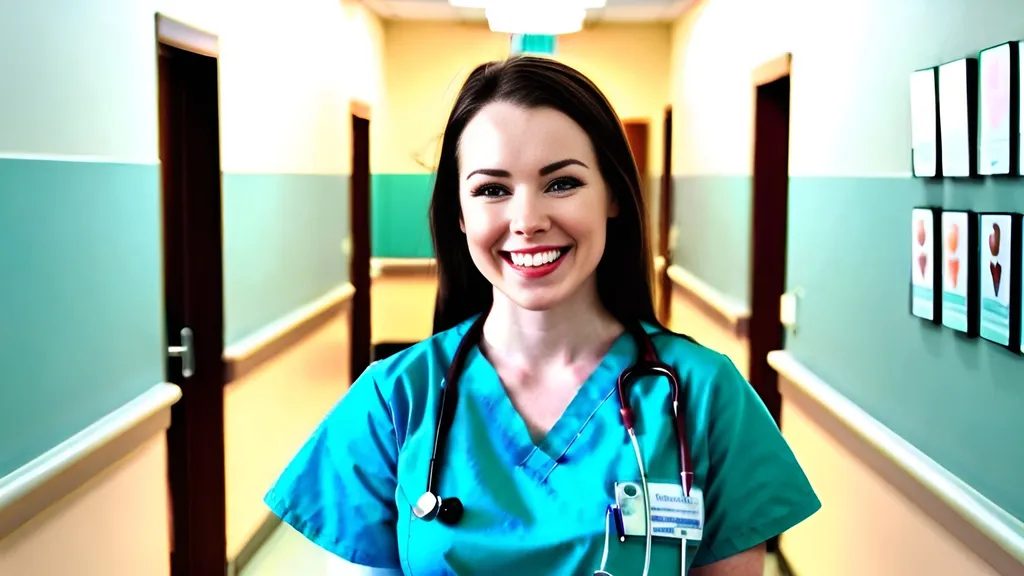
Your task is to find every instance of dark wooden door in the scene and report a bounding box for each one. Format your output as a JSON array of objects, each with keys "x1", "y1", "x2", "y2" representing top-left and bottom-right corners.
[
  {"x1": 749, "y1": 57, "x2": 792, "y2": 428},
  {"x1": 623, "y1": 120, "x2": 650, "y2": 195},
  {"x1": 157, "y1": 15, "x2": 227, "y2": 576},
  {"x1": 350, "y1": 111, "x2": 372, "y2": 381}
]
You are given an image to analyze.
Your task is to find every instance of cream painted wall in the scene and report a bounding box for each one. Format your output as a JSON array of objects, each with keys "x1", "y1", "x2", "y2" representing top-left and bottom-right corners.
[
  {"x1": 667, "y1": 288, "x2": 749, "y2": 379},
  {"x1": 556, "y1": 23, "x2": 672, "y2": 179},
  {"x1": 371, "y1": 275, "x2": 438, "y2": 344},
  {"x1": 671, "y1": 0, "x2": 1024, "y2": 177},
  {"x1": 0, "y1": 0, "x2": 386, "y2": 571},
  {"x1": 159, "y1": 0, "x2": 387, "y2": 175},
  {"x1": 779, "y1": 395, "x2": 1000, "y2": 576},
  {"x1": 379, "y1": 21, "x2": 672, "y2": 176},
  {"x1": 0, "y1": 0, "x2": 384, "y2": 171},
  {"x1": 0, "y1": 435, "x2": 171, "y2": 576},
  {"x1": 0, "y1": 0, "x2": 162, "y2": 161},
  {"x1": 668, "y1": 0, "x2": 795, "y2": 176},
  {"x1": 225, "y1": 310, "x2": 352, "y2": 559},
  {"x1": 380, "y1": 20, "x2": 510, "y2": 174}
]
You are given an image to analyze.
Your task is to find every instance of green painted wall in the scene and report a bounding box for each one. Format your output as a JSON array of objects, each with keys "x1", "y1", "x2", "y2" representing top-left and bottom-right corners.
[
  {"x1": 372, "y1": 173, "x2": 435, "y2": 258},
  {"x1": 0, "y1": 158, "x2": 165, "y2": 478},
  {"x1": 784, "y1": 176, "x2": 1024, "y2": 521},
  {"x1": 223, "y1": 173, "x2": 349, "y2": 346},
  {"x1": 0, "y1": 0, "x2": 356, "y2": 483},
  {"x1": 670, "y1": 176, "x2": 751, "y2": 304},
  {"x1": 670, "y1": 172, "x2": 1024, "y2": 520}
]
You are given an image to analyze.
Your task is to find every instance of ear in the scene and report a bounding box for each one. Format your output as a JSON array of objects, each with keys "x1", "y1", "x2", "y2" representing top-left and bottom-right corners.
[{"x1": 460, "y1": 215, "x2": 466, "y2": 233}]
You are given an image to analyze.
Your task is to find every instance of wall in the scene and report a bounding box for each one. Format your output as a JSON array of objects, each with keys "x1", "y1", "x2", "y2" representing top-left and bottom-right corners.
[
  {"x1": 778, "y1": 392, "x2": 1001, "y2": 576},
  {"x1": 376, "y1": 20, "x2": 509, "y2": 258},
  {"x1": 0, "y1": 0, "x2": 166, "y2": 484},
  {"x1": 163, "y1": 0, "x2": 387, "y2": 347},
  {"x1": 159, "y1": 0, "x2": 387, "y2": 557},
  {"x1": 224, "y1": 310, "x2": 353, "y2": 559},
  {"x1": 376, "y1": 20, "x2": 672, "y2": 258},
  {"x1": 0, "y1": 0, "x2": 384, "y2": 572},
  {"x1": 669, "y1": 0, "x2": 1024, "y2": 553},
  {"x1": 0, "y1": 436, "x2": 172, "y2": 576}
]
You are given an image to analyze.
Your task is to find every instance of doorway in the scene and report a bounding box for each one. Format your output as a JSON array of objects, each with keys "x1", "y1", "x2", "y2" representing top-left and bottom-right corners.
[
  {"x1": 658, "y1": 106, "x2": 674, "y2": 324},
  {"x1": 350, "y1": 102, "x2": 372, "y2": 382},
  {"x1": 748, "y1": 53, "x2": 791, "y2": 427},
  {"x1": 623, "y1": 119, "x2": 650, "y2": 195},
  {"x1": 156, "y1": 14, "x2": 227, "y2": 576}
]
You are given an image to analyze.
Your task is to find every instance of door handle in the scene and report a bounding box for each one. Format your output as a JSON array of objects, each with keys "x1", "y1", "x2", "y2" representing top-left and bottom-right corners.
[{"x1": 168, "y1": 327, "x2": 195, "y2": 378}]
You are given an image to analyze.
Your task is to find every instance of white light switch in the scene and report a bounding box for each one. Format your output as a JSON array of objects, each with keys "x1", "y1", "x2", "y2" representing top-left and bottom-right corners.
[{"x1": 780, "y1": 289, "x2": 800, "y2": 330}]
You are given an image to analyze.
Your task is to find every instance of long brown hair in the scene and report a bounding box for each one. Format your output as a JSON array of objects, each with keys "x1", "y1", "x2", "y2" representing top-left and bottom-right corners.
[{"x1": 429, "y1": 56, "x2": 660, "y2": 334}]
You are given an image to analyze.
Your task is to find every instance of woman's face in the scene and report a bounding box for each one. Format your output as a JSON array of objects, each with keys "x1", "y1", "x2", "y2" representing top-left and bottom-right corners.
[{"x1": 457, "y1": 102, "x2": 618, "y2": 312}]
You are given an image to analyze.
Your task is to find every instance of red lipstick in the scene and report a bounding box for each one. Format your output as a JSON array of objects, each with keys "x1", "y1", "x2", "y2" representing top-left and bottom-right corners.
[{"x1": 499, "y1": 246, "x2": 571, "y2": 279}]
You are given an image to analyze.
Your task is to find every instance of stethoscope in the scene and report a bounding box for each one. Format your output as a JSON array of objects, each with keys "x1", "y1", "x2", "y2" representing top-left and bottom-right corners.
[{"x1": 412, "y1": 312, "x2": 694, "y2": 576}]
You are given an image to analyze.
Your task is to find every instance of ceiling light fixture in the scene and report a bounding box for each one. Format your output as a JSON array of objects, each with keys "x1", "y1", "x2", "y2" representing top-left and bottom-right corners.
[
  {"x1": 447, "y1": 0, "x2": 490, "y2": 7},
  {"x1": 449, "y1": 0, "x2": 604, "y2": 7},
  {"x1": 485, "y1": 2, "x2": 587, "y2": 35},
  {"x1": 448, "y1": 0, "x2": 602, "y2": 35}
]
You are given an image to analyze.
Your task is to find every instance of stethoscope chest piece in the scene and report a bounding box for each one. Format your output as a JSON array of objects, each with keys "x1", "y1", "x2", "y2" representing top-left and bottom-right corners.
[{"x1": 414, "y1": 491, "x2": 464, "y2": 525}]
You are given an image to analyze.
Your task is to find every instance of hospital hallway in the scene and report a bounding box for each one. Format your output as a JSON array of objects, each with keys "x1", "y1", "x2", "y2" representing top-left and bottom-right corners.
[{"x1": 1, "y1": 0, "x2": 1023, "y2": 575}]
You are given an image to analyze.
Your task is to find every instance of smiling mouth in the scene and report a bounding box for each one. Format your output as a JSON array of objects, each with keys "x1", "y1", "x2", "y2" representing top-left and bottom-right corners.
[{"x1": 500, "y1": 246, "x2": 571, "y2": 269}]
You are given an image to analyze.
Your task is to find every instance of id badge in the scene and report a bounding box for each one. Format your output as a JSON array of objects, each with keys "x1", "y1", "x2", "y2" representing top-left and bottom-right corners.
[{"x1": 614, "y1": 481, "x2": 704, "y2": 541}]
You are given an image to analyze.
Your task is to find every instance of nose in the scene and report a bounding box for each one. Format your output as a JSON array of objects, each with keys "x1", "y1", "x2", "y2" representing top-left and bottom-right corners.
[{"x1": 509, "y1": 189, "x2": 550, "y2": 237}]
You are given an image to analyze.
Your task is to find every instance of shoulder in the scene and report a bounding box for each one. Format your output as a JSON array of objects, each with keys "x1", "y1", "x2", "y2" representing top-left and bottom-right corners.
[
  {"x1": 349, "y1": 315, "x2": 479, "y2": 443},
  {"x1": 362, "y1": 314, "x2": 477, "y2": 394},
  {"x1": 636, "y1": 325, "x2": 821, "y2": 565},
  {"x1": 641, "y1": 322, "x2": 740, "y2": 391}
]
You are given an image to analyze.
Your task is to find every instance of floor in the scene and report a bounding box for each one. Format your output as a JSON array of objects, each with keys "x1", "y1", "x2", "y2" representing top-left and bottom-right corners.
[{"x1": 240, "y1": 523, "x2": 784, "y2": 576}]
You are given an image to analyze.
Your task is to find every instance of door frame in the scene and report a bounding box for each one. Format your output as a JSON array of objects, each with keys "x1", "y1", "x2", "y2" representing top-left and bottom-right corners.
[
  {"x1": 748, "y1": 51, "x2": 792, "y2": 557},
  {"x1": 748, "y1": 52, "x2": 792, "y2": 425},
  {"x1": 156, "y1": 13, "x2": 228, "y2": 576},
  {"x1": 658, "y1": 106, "x2": 674, "y2": 323},
  {"x1": 350, "y1": 101, "x2": 372, "y2": 382}
]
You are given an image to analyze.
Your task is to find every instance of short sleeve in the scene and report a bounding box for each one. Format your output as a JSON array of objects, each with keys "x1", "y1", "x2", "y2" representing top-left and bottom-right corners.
[
  {"x1": 263, "y1": 365, "x2": 401, "y2": 569},
  {"x1": 692, "y1": 356, "x2": 821, "y2": 566}
]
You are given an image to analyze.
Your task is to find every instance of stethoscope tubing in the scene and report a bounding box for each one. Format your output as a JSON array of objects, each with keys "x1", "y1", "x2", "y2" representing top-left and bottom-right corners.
[{"x1": 419, "y1": 312, "x2": 693, "y2": 576}]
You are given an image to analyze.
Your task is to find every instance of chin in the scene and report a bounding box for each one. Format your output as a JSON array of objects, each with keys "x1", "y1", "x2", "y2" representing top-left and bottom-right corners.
[{"x1": 497, "y1": 283, "x2": 573, "y2": 312}]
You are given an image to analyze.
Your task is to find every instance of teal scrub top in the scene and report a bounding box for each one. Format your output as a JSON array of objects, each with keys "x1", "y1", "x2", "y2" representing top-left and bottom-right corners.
[{"x1": 264, "y1": 315, "x2": 821, "y2": 574}]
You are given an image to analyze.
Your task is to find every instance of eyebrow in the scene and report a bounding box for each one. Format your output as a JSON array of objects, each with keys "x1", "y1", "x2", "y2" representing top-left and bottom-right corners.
[{"x1": 465, "y1": 158, "x2": 588, "y2": 180}]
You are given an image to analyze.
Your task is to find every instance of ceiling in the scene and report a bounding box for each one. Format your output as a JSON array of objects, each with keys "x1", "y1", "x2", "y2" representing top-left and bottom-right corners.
[{"x1": 357, "y1": 0, "x2": 692, "y2": 23}]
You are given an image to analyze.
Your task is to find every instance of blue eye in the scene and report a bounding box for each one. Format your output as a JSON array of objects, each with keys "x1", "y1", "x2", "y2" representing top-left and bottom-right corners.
[
  {"x1": 547, "y1": 177, "x2": 583, "y2": 193},
  {"x1": 470, "y1": 184, "x2": 509, "y2": 198}
]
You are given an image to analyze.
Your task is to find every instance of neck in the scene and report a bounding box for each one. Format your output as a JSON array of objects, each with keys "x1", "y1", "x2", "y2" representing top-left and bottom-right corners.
[{"x1": 481, "y1": 280, "x2": 623, "y2": 367}]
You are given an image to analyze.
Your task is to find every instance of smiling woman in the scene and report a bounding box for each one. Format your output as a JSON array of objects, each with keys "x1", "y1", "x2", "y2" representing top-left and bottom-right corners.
[
  {"x1": 457, "y1": 103, "x2": 620, "y2": 314},
  {"x1": 264, "y1": 56, "x2": 820, "y2": 576}
]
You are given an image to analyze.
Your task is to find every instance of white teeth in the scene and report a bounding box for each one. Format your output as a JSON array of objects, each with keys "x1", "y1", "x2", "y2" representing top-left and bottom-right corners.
[{"x1": 510, "y1": 249, "x2": 563, "y2": 267}]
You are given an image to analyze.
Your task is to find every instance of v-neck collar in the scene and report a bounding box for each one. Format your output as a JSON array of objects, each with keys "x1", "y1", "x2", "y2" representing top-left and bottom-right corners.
[{"x1": 463, "y1": 328, "x2": 636, "y2": 483}]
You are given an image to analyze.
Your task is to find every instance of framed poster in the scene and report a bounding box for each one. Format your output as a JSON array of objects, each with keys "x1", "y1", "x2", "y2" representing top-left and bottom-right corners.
[
  {"x1": 911, "y1": 207, "x2": 942, "y2": 322},
  {"x1": 978, "y1": 42, "x2": 1020, "y2": 176},
  {"x1": 1019, "y1": 41, "x2": 1024, "y2": 176},
  {"x1": 911, "y1": 67, "x2": 941, "y2": 177},
  {"x1": 941, "y1": 210, "x2": 979, "y2": 336},
  {"x1": 938, "y1": 57, "x2": 979, "y2": 177},
  {"x1": 978, "y1": 213, "x2": 1022, "y2": 349}
]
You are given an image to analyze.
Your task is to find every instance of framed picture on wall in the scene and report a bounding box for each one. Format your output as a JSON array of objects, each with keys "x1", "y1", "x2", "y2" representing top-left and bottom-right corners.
[
  {"x1": 911, "y1": 207, "x2": 942, "y2": 322},
  {"x1": 978, "y1": 213, "x2": 1023, "y2": 349},
  {"x1": 911, "y1": 67, "x2": 942, "y2": 178},
  {"x1": 1019, "y1": 41, "x2": 1024, "y2": 176},
  {"x1": 977, "y1": 42, "x2": 1020, "y2": 176},
  {"x1": 938, "y1": 57, "x2": 979, "y2": 178},
  {"x1": 941, "y1": 210, "x2": 979, "y2": 336}
]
